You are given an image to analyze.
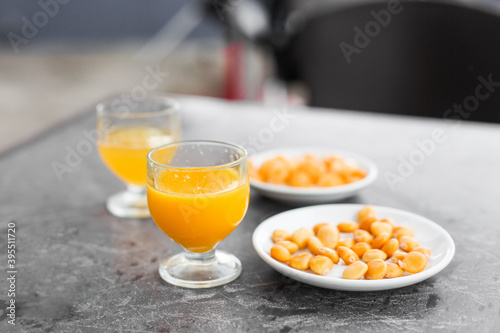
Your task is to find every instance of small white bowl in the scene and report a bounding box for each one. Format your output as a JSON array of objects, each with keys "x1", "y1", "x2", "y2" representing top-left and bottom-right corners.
[{"x1": 249, "y1": 148, "x2": 378, "y2": 204}]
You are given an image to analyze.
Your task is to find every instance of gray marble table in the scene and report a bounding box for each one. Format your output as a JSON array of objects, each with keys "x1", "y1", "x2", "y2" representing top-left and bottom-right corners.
[{"x1": 1, "y1": 96, "x2": 499, "y2": 332}]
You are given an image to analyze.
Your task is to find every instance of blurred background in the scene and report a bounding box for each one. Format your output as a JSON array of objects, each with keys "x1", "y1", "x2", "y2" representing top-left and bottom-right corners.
[{"x1": 2, "y1": 0, "x2": 500, "y2": 153}]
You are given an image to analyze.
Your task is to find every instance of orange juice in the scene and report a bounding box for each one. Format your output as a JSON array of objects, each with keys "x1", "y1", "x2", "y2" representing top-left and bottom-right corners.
[
  {"x1": 147, "y1": 169, "x2": 249, "y2": 253},
  {"x1": 98, "y1": 126, "x2": 174, "y2": 186}
]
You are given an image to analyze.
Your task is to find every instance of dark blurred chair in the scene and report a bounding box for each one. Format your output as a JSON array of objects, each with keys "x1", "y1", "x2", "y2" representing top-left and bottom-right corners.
[{"x1": 273, "y1": 1, "x2": 500, "y2": 123}]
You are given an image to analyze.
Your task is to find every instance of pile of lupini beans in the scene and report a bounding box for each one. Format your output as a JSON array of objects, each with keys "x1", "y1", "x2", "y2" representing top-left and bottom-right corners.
[
  {"x1": 270, "y1": 206, "x2": 431, "y2": 280},
  {"x1": 249, "y1": 154, "x2": 366, "y2": 187}
]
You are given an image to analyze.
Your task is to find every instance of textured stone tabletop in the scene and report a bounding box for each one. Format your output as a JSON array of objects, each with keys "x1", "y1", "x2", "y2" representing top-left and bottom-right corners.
[{"x1": 1, "y1": 96, "x2": 499, "y2": 332}]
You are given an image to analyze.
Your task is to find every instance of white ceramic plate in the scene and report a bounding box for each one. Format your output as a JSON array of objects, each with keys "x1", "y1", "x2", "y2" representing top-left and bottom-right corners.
[
  {"x1": 249, "y1": 148, "x2": 378, "y2": 204},
  {"x1": 252, "y1": 204, "x2": 455, "y2": 291}
]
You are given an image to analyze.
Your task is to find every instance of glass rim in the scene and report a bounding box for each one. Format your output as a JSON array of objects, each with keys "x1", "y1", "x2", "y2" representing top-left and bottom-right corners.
[
  {"x1": 147, "y1": 140, "x2": 248, "y2": 172},
  {"x1": 96, "y1": 95, "x2": 180, "y2": 119}
]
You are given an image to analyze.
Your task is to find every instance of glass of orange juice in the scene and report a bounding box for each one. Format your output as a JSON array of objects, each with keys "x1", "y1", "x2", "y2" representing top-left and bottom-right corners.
[
  {"x1": 147, "y1": 141, "x2": 249, "y2": 288},
  {"x1": 97, "y1": 96, "x2": 180, "y2": 218}
]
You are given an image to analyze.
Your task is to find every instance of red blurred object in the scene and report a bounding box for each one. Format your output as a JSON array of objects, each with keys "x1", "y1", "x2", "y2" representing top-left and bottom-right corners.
[{"x1": 224, "y1": 41, "x2": 245, "y2": 100}]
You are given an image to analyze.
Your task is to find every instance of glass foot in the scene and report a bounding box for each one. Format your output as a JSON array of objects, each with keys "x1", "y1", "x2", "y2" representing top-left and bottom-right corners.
[
  {"x1": 106, "y1": 186, "x2": 149, "y2": 218},
  {"x1": 159, "y1": 250, "x2": 242, "y2": 288}
]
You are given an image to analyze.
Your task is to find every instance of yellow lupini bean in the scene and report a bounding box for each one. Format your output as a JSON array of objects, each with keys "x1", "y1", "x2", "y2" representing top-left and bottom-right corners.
[
  {"x1": 390, "y1": 252, "x2": 406, "y2": 264},
  {"x1": 372, "y1": 232, "x2": 391, "y2": 249},
  {"x1": 288, "y1": 170, "x2": 313, "y2": 187},
  {"x1": 385, "y1": 263, "x2": 403, "y2": 278},
  {"x1": 357, "y1": 206, "x2": 376, "y2": 223},
  {"x1": 381, "y1": 238, "x2": 399, "y2": 257},
  {"x1": 399, "y1": 251, "x2": 427, "y2": 273},
  {"x1": 393, "y1": 226, "x2": 414, "y2": 239},
  {"x1": 317, "y1": 173, "x2": 344, "y2": 187},
  {"x1": 274, "y1": 241, "x2": 299, "y2": 254},
  {"x1": 313, "y1": 222, "x2": 331, "y2": 234},
  {"x1": 399, "y1": 236, "x2": 419, "y2": 252},
  {"x1": 310, "y1": 255, "x2": 334, "y2": 275},
  {"x1": 351, "y1": 242, "x2": 371, "y2": 257},
  {"x1": 337, "y1": 221, "x2": 359, "y2": 233},
  {"x1": 337, "y1": 246, "x2": 359, "y2": 265},
  {"x1": 362, "y1": 249, "x2": 387, "y2": 262},
  {"x1": 270, "y1": 245, "x2": 291, "y2": 262},
  {"x1": 317, "y1": 225, "x2": 339, "y2": 249},
  {"x1": 337, "y1": 238, "x2": 355, "y2": 249},
  {"x1": 297, "y1": 154, "x2": 325, "y2": 183},
  {"x1": 380, "y1": 218, "x2": 395, "y2": 226},
  {"x1": 259, "y1": 156, "x2": 294, "y2": 184},
  {"x1": 272, "y1": 229, "x2": 291, "y2": 243},
  {"x1": 365, "y1": 259, "x2": 388, "y2": 280},
  {"x1": 353, "y1": 229, "x2": 373, "y2": 244},
  {"x1": 317, "y1": 247, "x2": 340, "y2": 264},
  {"x1": 307, "y1": 237, "x2": 324, "y2": 255},
  {"x1": 359, "y1": 215, "x2": 377, "y2": 231},
  {"x1": 370, "y1": 221, "x2": 393, "y2": 237},
  {"x1": 291, "y1": 227, "x2": 314, "y2": 249},
  {"x1": 412, "y1": 246, "x2": 432, "y2": 258},
  {"x1": 290, "y1": 253, "x2": 313, "y2": 270},
  {"x1": 342, "y1": 261, "x2": 368, "y2": 280}
]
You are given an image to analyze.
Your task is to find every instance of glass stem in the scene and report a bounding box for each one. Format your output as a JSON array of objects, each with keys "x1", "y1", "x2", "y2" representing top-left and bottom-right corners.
[{"x1": 185, "y1": 249, "x2": 217, "y2": 266}]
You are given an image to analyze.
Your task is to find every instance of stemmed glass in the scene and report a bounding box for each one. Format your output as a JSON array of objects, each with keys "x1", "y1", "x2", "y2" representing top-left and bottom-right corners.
[
  {"x1": 97, "y1": 96, "x2": 180, "y2": 218},
  {"x1": 147, "y1": 141, "x2": 249, "y2": 288}
]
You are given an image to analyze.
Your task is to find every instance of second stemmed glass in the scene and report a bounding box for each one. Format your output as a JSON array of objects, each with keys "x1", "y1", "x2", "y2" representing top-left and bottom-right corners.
[
  {"x1": 147, "y1": 141, "x2": 249, "y2": 288},
  {"x1": 97, "y1": 96, "x2": 180, "y2": 218}
]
